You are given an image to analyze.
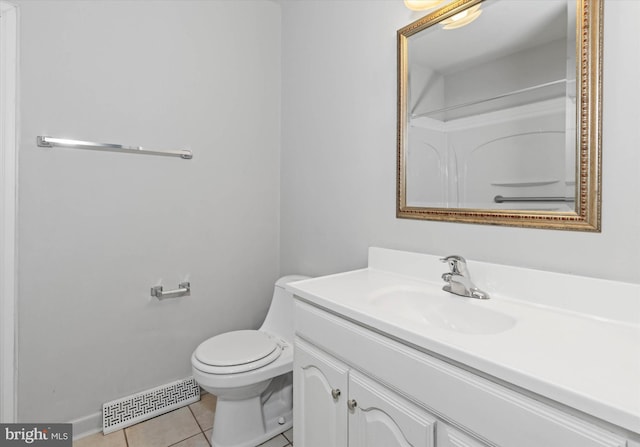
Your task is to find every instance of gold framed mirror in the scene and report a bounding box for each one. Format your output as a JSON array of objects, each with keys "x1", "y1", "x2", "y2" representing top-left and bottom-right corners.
[{"x1": 397, "y1": 0, "x2": 602, "y2": 231}]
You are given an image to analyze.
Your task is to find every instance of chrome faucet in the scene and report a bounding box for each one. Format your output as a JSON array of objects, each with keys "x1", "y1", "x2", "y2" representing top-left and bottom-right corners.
[{"x1": 440, "y1": 255, "x2": 490, "y2": 300}]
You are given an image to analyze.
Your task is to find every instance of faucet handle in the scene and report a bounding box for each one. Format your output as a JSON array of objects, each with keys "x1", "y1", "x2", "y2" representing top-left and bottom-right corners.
[{"x1": 440, "y1": 255, "x2": 467, "y2": 274}]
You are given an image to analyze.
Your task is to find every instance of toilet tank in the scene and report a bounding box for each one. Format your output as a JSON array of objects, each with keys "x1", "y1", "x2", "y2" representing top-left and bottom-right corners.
[{"x1": 260, "y1": 275, "x2": 310, "y2": 343}]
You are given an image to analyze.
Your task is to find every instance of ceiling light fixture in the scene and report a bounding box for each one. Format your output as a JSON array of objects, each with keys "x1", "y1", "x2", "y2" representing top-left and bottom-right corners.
[
  {"x1": 403, "y1": 0, "x2": 445, "y2": 12},
  {"x1": 441, "y1": 4, "x2": 483, "y2": 29}
]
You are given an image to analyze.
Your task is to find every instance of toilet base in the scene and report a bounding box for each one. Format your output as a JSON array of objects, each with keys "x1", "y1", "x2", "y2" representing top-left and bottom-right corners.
[
  {"x1": 210, "y1": 414, "x2": 292, "y2": 447},
  {"x1": 210, "y1": 374, "x2": 293, "y2": 447}
]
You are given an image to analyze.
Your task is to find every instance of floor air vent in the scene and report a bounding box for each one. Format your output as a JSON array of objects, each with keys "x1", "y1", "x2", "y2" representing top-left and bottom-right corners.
[{"x1": 102, "y1": 377, "x2": 200, "y2": 434}]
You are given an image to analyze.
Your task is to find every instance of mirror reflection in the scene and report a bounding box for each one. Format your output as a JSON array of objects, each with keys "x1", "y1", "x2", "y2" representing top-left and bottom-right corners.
[
  {"x1": 398, "y1": 0, "x2": 602, "y2": 231},
  {"x1": 405, "y1": 0, "x2": 576, "y2": 211}
]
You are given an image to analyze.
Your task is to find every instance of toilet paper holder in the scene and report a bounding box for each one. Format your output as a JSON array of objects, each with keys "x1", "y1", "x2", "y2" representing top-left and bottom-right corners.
[{"x1": 151, "y1": 282, "x2": 190, "y2": 300}]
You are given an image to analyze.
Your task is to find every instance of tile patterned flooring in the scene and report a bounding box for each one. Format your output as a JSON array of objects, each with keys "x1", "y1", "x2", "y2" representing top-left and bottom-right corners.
[{"x1": 73, "y1": 393, "x2": 293, "y2": 447}]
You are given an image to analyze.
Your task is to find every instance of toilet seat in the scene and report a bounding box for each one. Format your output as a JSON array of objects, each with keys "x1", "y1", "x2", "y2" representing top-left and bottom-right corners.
[{"x1": 194, "y1": 330, "x2": 283, "y2": 374}]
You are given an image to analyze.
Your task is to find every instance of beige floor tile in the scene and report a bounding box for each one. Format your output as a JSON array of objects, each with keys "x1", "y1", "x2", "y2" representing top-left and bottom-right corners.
[
  {"x1": 283, "y1": 428, "x2": 293, "y2": 443},
  {"x1": 73, "y1": 430, "x2": 127, "y2": 447},
  {"x1": 203, "y1": 429, "x2": 212, "y2": 445},
  {"x1": 189, "y1": 393, "x2": 216, "y2": 431},
  {"x1": 125, "y1": 407, "x2": 201, "y2": 447},
  {"x1": 169, "y1": 433, "x2": 210, "y2": 447},
  {"x1": 258, "y1": 434, "x2": 289, "y2": 447}
]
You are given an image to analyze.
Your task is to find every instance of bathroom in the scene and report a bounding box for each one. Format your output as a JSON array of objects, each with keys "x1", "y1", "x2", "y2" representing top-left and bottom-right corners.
[{"x1": 0, "y1": 0, "x2": 638, "y2": 446}]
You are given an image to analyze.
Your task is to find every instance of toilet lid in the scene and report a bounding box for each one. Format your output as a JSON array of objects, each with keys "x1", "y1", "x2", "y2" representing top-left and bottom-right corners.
[{"x1": 195, "y1": 330, "x2": 279, "y2": 368}]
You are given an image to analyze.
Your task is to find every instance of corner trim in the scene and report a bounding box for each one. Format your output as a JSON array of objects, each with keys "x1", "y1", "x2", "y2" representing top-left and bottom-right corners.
[{"x1": 0, "y1": 0, "x2": 18, "y2": 423}]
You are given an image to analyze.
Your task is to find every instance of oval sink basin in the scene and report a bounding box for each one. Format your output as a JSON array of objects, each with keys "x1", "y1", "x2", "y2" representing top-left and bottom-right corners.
[{"x1": 369, "y1": 286, "x2": 516, "y2": 335}]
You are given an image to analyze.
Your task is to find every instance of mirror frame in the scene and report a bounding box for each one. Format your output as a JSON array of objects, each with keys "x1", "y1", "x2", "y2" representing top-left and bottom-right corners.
[{"x1": 397, "y1": 0, "x2": 602, "y2": 231}]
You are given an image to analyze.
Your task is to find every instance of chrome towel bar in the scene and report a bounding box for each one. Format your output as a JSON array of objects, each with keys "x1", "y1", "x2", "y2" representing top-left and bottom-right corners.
[
  {"x1": 37, "y1": 136, "x2": 193, "y2": 160},
  {"x1": 494, "y1": 195, "x2": 575, "y2": 203},
  {"x1": 151, "y1": 282, "x2": 191, "y2": 300}
]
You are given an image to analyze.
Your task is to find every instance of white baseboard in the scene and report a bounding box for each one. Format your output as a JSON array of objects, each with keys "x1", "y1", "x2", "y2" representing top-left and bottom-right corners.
[{"x1": 70, "y1": 411, "x2": 102, "y2": 441}]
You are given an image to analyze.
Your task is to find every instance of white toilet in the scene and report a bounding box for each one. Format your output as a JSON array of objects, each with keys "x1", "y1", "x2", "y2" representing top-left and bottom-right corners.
[{"x1": 191, "y1": 275, "x2": 309, "y2": 447}]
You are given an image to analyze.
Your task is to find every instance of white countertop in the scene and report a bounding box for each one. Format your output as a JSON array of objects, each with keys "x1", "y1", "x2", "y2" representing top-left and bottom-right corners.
[{"x1": 287, "y1": 248, "x2": 640, "y2": 434}]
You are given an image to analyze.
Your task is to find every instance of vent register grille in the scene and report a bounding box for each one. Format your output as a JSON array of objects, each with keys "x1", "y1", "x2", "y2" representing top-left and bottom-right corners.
[{"x1": 102, "y1": 377, "x2": 200, "y2": 433}]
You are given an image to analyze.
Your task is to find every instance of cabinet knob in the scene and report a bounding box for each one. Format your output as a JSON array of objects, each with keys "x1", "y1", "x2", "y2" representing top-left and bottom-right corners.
[
  {"x1": 347, "y1": 399, "x2": 358, "y2": 411},
  {"x1": 331, "y1": 388, "x2": 341, "y2": 400}
]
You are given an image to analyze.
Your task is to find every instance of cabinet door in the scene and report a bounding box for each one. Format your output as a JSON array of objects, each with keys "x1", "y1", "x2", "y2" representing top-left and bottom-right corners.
[
  {"x1": 294, "y1": 338, "x2": 349, "y2": 447},
  {"x1": 348, "y1": 370, "x2": 436, "y2": 447},
  {"x1": 436, "y1": 423, "x2": 490, "y2": 447}
]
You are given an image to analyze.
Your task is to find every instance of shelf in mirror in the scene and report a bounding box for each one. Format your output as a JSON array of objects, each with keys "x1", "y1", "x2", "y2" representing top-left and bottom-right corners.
[
  {"x1": 489, "y1": 179, "x2": 560, "y2": 187},
  {"x1": 412, "y1": 79, "x2": 573, "y2": 122}
]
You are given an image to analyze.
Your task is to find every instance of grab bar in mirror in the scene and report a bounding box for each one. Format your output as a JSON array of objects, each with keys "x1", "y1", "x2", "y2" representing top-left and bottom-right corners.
[
  {"x1": 494, "y1": 195, "x2": 575, "y2": 203},
  {"x1": 37, "y1": 136, "x2": 193, "y2": 160},
  {"x1": 150, "y1": 282, "x2": 191, "y2": 300}
]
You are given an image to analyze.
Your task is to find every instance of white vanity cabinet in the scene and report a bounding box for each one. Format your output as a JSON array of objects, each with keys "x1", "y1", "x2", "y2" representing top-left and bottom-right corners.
[
  {"x1": 293, "y1": 300, "x2": 630, "y2": 447},
  {"x1": 294, "y1": 338, "x2": 437, "y2": 447}
]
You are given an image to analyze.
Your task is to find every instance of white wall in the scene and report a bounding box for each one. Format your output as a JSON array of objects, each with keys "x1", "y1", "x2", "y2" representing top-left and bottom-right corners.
[
  {"x1": 280, "y1": 0, "x2": 640, "y2": 284},
  {"x1": 16, "y1": 0, "x2": 281, "y2": 427},
  {"x1": 444, "y1": 38, "x2": 568, "y2": 109}
]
